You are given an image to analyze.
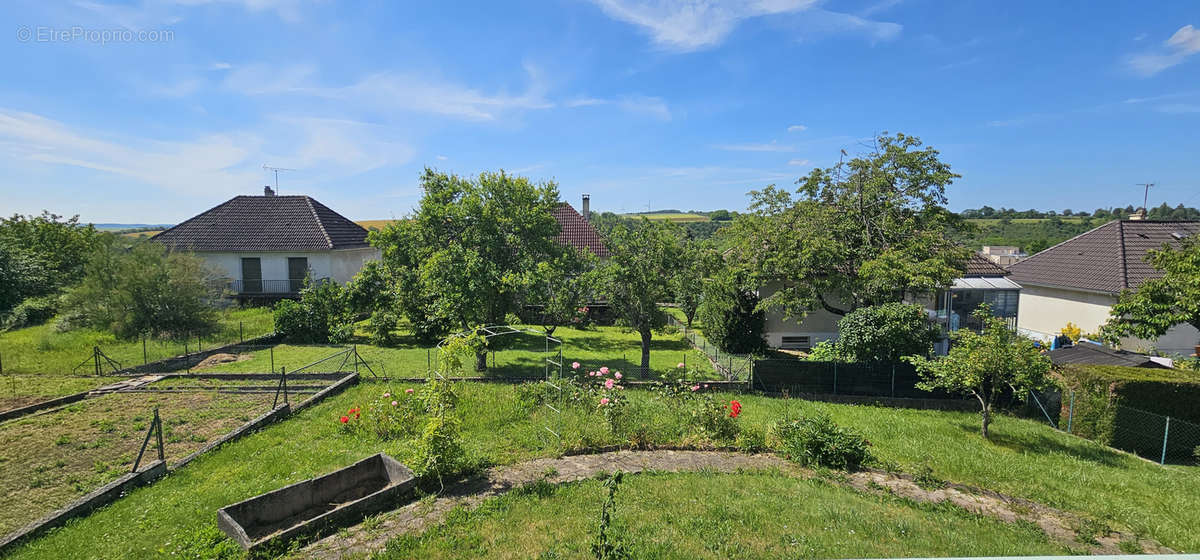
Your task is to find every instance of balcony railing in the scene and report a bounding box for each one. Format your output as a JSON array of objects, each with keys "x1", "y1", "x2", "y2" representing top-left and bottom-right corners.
[{"x1": 229, "y1": 279, "x2": 305, "y2": 295}]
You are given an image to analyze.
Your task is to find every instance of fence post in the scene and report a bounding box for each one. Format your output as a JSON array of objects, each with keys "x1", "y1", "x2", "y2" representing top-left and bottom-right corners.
[
  {"x1": 94, "y1": 346, "x2": 101, "y2": 376},
  {"x1": 832, "y1": 361, "x2": 838, "y2": 395},
  {"x1": 1161, "y1": 416, "x2": 1171, "y2": 465},
  {"x1": 890, "y1": 364, "x2": 895, "y2": 398},
  {"x1": 184, "y1": 339, "x2": 189, "y2": 374},
  {"x1": 142, "y1": 336, "x2": 148, "y2": 366},
  {"x1": 1066, "y1": 391, "x2": 1075, "y2": 433},
  {"x1": 239, "y1": 321, "x2": 244, "y2": 344},
  {"x1": 154, "y1": 407, "x2": 164, "y2": 462},
  {"x1": 270, "y1": 346, "x2": 275, "y2": 375}
]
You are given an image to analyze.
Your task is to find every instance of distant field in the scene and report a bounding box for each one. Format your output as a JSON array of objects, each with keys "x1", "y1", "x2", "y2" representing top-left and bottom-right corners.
[
  {"x1": 967, "y1": 218, "x2": 1087, "y2": 225},
  {"x1": 623, "y1": 212, "x2": 711, "y2": 223},
  {"x1": 120, "y1": 230, "x2": 163, "y2": 238},
  {"x1": 356, "y1": 219, "x2": 399, "y2": 230}
]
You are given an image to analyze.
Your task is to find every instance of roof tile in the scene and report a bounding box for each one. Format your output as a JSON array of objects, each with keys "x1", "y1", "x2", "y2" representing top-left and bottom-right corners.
[{"x1": 151, "y1": 195, "x2": 370, "y2": 252}]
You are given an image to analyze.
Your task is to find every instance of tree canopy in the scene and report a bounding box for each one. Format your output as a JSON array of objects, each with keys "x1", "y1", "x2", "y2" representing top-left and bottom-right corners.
[
  {"x1": 726, "y1": 132, "x2": 970, "y2": 321},
  {"x1": 834, "y1": 302, "x2": 940, "y2": 363},
  {"x1": 1101, "y1": 234, "x2": 1200, "y2": 347},
  {"x1": 0, "y1": 212, "x2": 101, "y2": 317},
  {"x1": 599, "y1": 218, "x2": 682, "y2": 370}
]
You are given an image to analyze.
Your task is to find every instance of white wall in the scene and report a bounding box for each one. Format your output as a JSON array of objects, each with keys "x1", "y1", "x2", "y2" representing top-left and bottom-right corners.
[
  {"x1": 759, "y1": 282, "x2": 842, "y2": 348},
  {"x1": 1017, "y1": 283, "x2": 1199, "y2": 355},
  {"x1": 198, "y1": 247, "x2": 380, "y2": 287}
]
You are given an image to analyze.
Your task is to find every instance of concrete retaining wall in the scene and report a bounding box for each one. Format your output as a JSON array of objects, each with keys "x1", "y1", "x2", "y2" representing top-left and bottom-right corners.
[
  {"x1": 0, "y1": 460, "x2": 166, "y2": 554},
  {"x1": 293, "y1": 373, "x2": 359, "y2": 413}
]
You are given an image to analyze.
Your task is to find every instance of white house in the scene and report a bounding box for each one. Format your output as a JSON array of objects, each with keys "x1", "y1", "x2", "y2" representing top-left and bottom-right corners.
[
  {"x1": 152, "y1": 187, "x2": 380, "y2": 297},
  {"x1": 762, "y1": 254, "x2": 1021, "y2": 351},
  {"x1": 1006, "y1": 219, "x2": 1200, "y2": 355}
]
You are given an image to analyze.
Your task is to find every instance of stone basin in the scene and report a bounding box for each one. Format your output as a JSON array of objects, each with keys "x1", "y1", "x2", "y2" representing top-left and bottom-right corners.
[{"x1": 217, "y1": 453, "x2": 415, "y2": 551}]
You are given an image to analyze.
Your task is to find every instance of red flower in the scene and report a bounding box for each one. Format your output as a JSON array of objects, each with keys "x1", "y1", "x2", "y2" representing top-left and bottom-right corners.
[
  {"x1": 339, "y1": 416, "x2": 349, "y2": 423},
  {"x1": 729, "y1": 400, "x2": 742, "y2": 418},
  {"x1": 355, "y1": 413, "x2": 360, "y2": 419}
]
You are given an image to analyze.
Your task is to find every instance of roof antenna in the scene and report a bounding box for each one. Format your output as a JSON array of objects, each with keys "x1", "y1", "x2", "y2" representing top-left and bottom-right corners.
[
  {"x1": 1136, "y1": 182, "x2": 1154, "y2": 214},
  {"x1": 263, "y1": 165, "x2": 296, "y2": 194}
]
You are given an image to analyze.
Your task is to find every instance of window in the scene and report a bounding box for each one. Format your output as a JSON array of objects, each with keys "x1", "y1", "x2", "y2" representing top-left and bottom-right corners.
[
  {"x1": 288, "y1": 257, "x2": 308, "y2": 293},
  {"x1": 780, "y1": 336, "x2": 812, "y2": 350},
  {"x1": 241, "y1": 258, "x2": 262, "y2": 293}
]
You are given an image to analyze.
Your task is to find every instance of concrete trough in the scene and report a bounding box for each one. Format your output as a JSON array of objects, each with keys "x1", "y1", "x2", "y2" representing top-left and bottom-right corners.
[{"x1": 217, "y1": 453, "x2": 415, "y2": 551}]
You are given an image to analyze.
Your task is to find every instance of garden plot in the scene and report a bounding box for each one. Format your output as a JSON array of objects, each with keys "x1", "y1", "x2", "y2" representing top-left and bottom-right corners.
[
  {"x1": 0, "y1": 389, "x2": 276, "y2": 536},
  {"x1": 0, "y1": 375, "x2": 113, "y2": 413}
]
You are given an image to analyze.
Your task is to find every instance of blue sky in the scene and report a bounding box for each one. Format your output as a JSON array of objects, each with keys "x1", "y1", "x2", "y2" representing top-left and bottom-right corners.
[{"x1": 1, "y1": 1, "x2": 1198, "y2": 223}]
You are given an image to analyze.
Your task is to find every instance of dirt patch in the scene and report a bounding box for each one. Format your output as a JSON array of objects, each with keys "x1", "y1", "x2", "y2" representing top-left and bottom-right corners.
[
  {"x1": 0, "y1": 397, "x2": 49, "y2": 414},
  {"x1": 300, "y1": 449, "x2": 1170, "y2": 558},
  {"x1": 195, "y1": 353, "x2": 252, "y2": 369}
]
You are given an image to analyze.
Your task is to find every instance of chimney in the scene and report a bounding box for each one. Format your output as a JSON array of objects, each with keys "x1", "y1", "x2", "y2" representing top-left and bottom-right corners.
[
  {"x1": 1130, "y1": 208, "x2": 1146, "y2": 221},
  {"x1": 264, "y1": 186, "x2": 275, "y2": 196},
  {"x1": 581, "y1": 194, "x2": 590, "y2": 222}
]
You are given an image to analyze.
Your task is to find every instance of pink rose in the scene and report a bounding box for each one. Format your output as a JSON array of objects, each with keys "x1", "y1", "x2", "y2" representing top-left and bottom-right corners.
[
  {"x1": 677, "y1": 362, "x2": 686, "y2": 369},
  {"x1": 604, "y1": 379, "x2": 614, "y2": 389},
  {"x1": 614, "y1": 372, "x2": 622, "y2": 379},
  {"x1": 571, "y1": 361, "x2": 581, "y2": 370},
  {"x1": 405, "y1": 388, "x2": 414, "y2": 394},
  {"x1": 690, "y1": 385, "x2": 700, "y2": 392},
  {"x1": 391, "y1": 400, "x2": 398, "y2": 406},
  {"x1": 599, "y1": 366, "x2": 610, "y2": 375},
  {"x1": 383, "y1": 392, "x2": 391, "y2": 398},
  {"x1": 599, "y1": 397, "x2": 610, "y2": 406}
]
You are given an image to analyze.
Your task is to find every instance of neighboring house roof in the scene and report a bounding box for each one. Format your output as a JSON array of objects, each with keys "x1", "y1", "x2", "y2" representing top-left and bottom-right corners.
[
  {"x1": 1049, "y1": 342, "x2": 1172, "y2": 369},
  {"x1": 1006, "y1": 220, "x2": 1200, "y2": 294},
  {"x1": 965, "y1": 253, "x2": 1010, "y2": 277},
  {"x1": 552, "y1": 203, "x2": 610, "y2": 258},
  {"x1": 151, "y1": 195, "x2": 371, "y2": 252}
]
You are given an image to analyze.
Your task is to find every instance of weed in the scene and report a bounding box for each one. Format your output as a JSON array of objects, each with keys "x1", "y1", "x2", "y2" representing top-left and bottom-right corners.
[
  {"x1": 912, "y1": 459, "x2": 946, "y2": 490},
  {"x1": 1118, "y1": 538, "x2": 1144, "y2": 554}
]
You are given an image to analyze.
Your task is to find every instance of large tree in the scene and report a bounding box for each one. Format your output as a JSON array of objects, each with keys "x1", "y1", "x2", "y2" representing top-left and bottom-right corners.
[
  {"x1": 907, "y1": 306, "x2": 1053, "y2": 439},
  {"x1": 1100, "y1": 234, "x2": 1200, "y2": 348},
  {"x1": 671, "y1": 239, "x2": 719, "y2": 327},
  {"x1": 371, "y1": 168, "x2": 563, "y2": 369},
  {"x1": 726, "y1": 133, "x2": 970, "y2": 322},
  {"x1": 599, "y1": 219, "x2": 682, "y2": 371},
  {"x1": 0, "y1": 212, "x2": 101, "y2": 316},
  {"x1": 524, "y1": 246, "x2": 598, "y2": 337},
  {"x1": 835, "y1": 302, "x2": 940, "y2": 363}
]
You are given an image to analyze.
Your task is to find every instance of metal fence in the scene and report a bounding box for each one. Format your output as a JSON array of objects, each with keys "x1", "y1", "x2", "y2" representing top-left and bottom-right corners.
[
  {"x1": 1059, "y1": 391, "x2": 1200, "y2": 465},
  {"x1": 665, "y1": 314, "x2": 753, "y2": 381},
  {"x1": 749, "y1": 359, "x2": 959, "y2": 399}
]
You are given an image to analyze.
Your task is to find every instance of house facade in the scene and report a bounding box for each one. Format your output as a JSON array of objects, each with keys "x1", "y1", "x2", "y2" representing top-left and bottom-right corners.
[
  {"x1": 1006, "y1": 219, "x2": 1200, "y2": 355},
  {"x1": 151, "y1": 188, "x2": 380, "y2": 297},
  {"x1": 761, "y1": 254, "x2": 1020, "y2": 351}
]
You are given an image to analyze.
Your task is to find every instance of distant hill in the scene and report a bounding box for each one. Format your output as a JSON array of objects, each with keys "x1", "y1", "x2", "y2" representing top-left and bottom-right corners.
[{"x1": 90, "y1": 223, "x2": 174, "y2": 231}]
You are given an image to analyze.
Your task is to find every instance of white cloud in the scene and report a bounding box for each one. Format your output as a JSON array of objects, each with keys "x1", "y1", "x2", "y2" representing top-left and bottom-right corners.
[
  {"x1": 786, "y1": 124, "x2": 807, "y2": 132},
  {"x1": 787, "y1": 158, "x2": 810, "y2": 165},
  {"x1": 714, "y1": 140, "x2": 795, "y2": 152},
  {"x1": 615, "y1": 95, "x2": 672, "y2": 121},
  {"x1": 589, "y1": 0, "x2": 820, "y2": 51},
  {"x1": 566, "y1": 97, "x2": 608, "y2": 107},
  {"x1": 436, "y1": 155, "x2": 448, "y2": 161},
  {"x1": 1124, "y1": 24, "x2": 1200, "y2": 76},
  {"x1": 794, "y1": 8, "x2": 901, "y2": 43},
  {"x1": 1156, "y1": 103, "x2": 1200, "y2": 114},
  {"x1": 210, "y1": 62, "x2": 233, "y2": 71}
]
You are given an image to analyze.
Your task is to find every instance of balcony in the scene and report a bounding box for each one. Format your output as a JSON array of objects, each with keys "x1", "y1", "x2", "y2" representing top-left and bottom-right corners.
[{"x1": 228, "y1": 278, "x2": 323, "y2": 296}]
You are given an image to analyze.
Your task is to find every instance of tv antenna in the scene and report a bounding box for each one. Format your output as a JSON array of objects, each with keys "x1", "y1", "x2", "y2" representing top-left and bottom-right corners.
[
  {"x1": 1136, "y1": 182, "x2": 1154, "y2": 213},
  {"x1": 263, "y1": 165, "x2": 296, "y2": 193}
]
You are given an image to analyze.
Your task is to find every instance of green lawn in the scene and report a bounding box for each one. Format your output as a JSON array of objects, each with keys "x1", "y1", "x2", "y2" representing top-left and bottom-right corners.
[
  {"x1": 381, "y1": 470, "x2": 1066, "y2": 559},
  {"x1": 8, "y1": 382, "x2": 1199, "y2": 559},
  {"x1": 0, "y1": 307, "x2": 274, "y2": 376},
  {"x1": 191, "y1": 325, "x2": 718, "y2": 380}
]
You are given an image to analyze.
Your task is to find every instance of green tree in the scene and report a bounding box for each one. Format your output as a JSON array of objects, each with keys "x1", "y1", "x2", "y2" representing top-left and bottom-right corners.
[
  {"x1": 907, "y1": 306, "x2": 1053, "y2": 439},
  {"x1": 1100, "y1": 234, "x2": 1200, "y2": 347},
  {"x1": 727, "y1": 133, "x2": 970, "y2": 323},
  {"x1": 371, "y1": 168, "x2": 563, "y2": 369},
  {"x1": 835, "y1": 302, "x2": 940, "y2": 363},
  {"x1": 63, "y1": 239, "x2": 222, "y2": 339},
  {"x1": 525, "y1": 247, "x2": 597, "y2": 337},
  {"x1": 0, "y1": 212, "x2": 101, "y2": 315},
  {"x1": 672, "y1": 240, "x2": 718, "y2": 327},
  {"x1": 273, "y1": 279, "x2": 353, "y2": 344},
  {"x1": 600, "y1": 219, "x2": 682, "y2": 371},
  {"x1": 697, "y1": 270, "x2": 766, "y2": 354}
]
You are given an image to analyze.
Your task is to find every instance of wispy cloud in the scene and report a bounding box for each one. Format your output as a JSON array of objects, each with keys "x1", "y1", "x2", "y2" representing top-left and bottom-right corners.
[
  {"x1": 938, "y1": 56, "x2": 982, "y2": 71},
  {"x1": 786, "y1": 124, "x2": 807, "y2": 132},
  {"x1": 787, "y1": 158, "x2": 810, "y2": 166},
  {"x1": 590, "y1": 0, "x2": 816, "y2": 52},
  {"x1": 1123, "y1": 91, "x2": 1200, "y2": 104},
  {"x1": 790, "y1": 8, "x2": 902, "y2": 44},
  {"x1": 713, "y1": 140, "x2": 795, "y2": 152},
  {"x1": 615, "y1": 95, "x2": 672, "y2": 121},
  {"x1": 1156, "y1": 103, "x2": 1200, "y2": 114},
  {"x1": 1124, "y1": 24, "x2": 1200, "y2": 76},
  {"x1": 75, "y1": 0, "x2": 310, "y2": 28}
]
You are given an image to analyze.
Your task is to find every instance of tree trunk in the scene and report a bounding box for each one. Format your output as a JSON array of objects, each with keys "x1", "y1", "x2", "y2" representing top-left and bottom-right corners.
[
  {"x1": 475, "y1": 350, "x2": 488, "y2": 372},
  {"x1": 980, "y1": 404, "x2": 992, "y2": 439},
  {"x1": 639, "y1": 328, "x2": 652, "y2": 373}
]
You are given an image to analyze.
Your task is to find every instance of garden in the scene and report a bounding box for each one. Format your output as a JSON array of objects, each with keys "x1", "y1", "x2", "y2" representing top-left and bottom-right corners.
[{"x1": 6, "y1": 371, "x2": 1199, "y2": 559}]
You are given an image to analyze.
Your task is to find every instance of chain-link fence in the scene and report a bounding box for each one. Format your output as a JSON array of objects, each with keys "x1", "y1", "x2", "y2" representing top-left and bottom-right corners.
[
  {"x1": 1058, "y1": 390, "x2": 1200, "y2": 465},
  {"x1": 749, "y1": 359, "x2": 960, "y2": 399},
  {"x1": 665, "y1": 314, "x2": 753, "y2": 381}
]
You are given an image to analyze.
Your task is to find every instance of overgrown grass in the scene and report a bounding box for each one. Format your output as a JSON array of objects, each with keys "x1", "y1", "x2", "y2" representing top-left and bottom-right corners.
[
  {"x1": 0, "y1": 390, "x2": 276, "y2": 536},
  {"x1": 193, "y1": 325, "x2": 718, "y2": 380},
  {"x1": 0, "y1": 307, "x2": 274, "y2": 376},
  {"x1": 7, "y1": 382, "x2": 1199, "y2": 558},
  {"x1": 380, "y1": 470, "x2": 1067, "y2": 559}
]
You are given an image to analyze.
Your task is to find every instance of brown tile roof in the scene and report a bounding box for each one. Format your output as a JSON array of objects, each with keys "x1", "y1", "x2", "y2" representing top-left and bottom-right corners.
[
  {"x1": 965, "y1": 253, "x2": 1009, "y2": 277},
  {"x1": 552, "y1": 203, "x2": 609, "y2": 258},
  {"x1": 1006, "y1": 220, "x2": 1200, "y2": 293},
  {"x1": 151, "y1": 195, "x2": 370, "y2": 252}
]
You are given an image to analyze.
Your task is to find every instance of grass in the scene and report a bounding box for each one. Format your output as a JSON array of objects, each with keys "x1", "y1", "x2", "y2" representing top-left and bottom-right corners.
[
  {"x1": 190, "y1": 324, "x2": 718, "y2": 380},
  {"x1": 622, "y1": 212, "x2": 710, "y2": 223},
  {"x1": 379, "y1": 470, "x2": 1067, "y2": 559},
  {"x1": 7, "y1": 382, "x2": 1199, "y2": 558},
  {"x1": 356, "y1": 219, "x2": 399, "y2": 230},
  {"x1": 0, "y1": 389, "x2": 277, "y2": 536},
  {"x1": 0, "y1": 375, "x2": 117, "y2": 413},
  {"x1": 0, "y1": 307, "x2": 275, "y2": 377}
]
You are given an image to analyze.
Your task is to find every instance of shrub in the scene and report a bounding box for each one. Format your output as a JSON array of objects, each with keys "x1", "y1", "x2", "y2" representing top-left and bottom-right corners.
[
  {"x1": 805, "y1": 340, "x2": 840, "y2": 361},
  {"x1": 697, "y1": 271, "x2": 766, "y2": 355},
  {"x1": 2, "y1": 295, "x2": 58, "y2": 330},
  {"x1": 342, "y1": 388, "x2": 422, "y2": 440},
  {"x1": 776, "y1": 413, "x2": 872, "y2": 471},
  {"x1": 835, "y1": 302, "x2": 940, "y2": 363},
  {"x1": 412, "y1": 413, "x2": 466, "y2": 482},
  {"x1": 273, "y1": 279, "x2": 352, "y2": 343},
  {"x1": 689, "y1": 396, "x2": 741, "y2": 442}
]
